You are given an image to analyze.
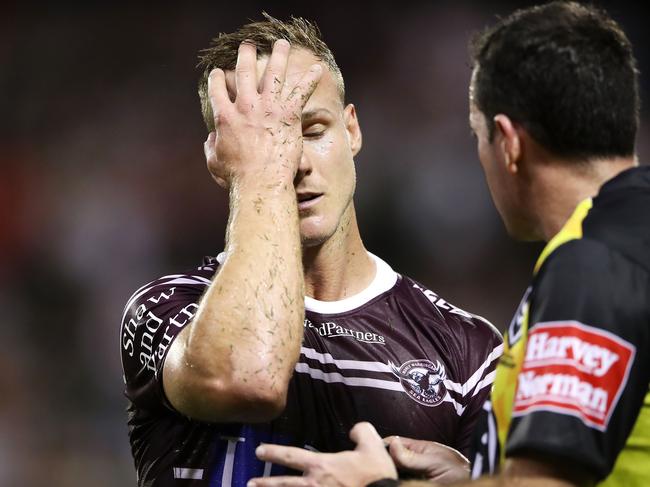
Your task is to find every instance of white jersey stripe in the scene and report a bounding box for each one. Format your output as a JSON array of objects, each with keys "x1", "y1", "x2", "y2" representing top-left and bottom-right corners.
[
  {"x1": 295, "y1": 362, "x2": 467, "y2": 417},
  {"x1": 442, "y1": 392, "x2": 467, "y2": 416},
  {"x1": 121, "y1": 277, "x2": 210, "y2": 326},
  {"x1": 294, "y1": 363, "x2": 403, "y2": 392},
  {"x1": 301, "y1": 345, "x2": 502, "y2": 399},
  {"x1": 471, "y1": 370, "x2": 497, "y2": 397},
  {"x1": 445, "y1": 344, "x2": 503, "y2": 396},
  {"x1": 127, "y1": 273, "x2": 211, "y2": 304},
  {"x1": 300, "y1": 347, "x2": 391, "y2": 372},
  {"x1": 173, "y1": 468, "x2": 204, "y2": 480},
  {"x1": 129, "y1": 274, "x2": 186, "y2": 298}
]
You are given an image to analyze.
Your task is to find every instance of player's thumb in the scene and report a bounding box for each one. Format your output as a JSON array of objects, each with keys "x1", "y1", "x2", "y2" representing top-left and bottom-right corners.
[
  {"x1": 388, "y1": 437, "x2": 417, "y2": 469},
  {"x1": 349, "y1": 422, "x2": 383, "y2": 451}
]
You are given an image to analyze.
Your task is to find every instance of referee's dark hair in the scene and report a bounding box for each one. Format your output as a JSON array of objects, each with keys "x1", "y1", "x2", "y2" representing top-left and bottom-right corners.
[{"x1": 470, "y1": 1, "x2": 640, "y2": 161}]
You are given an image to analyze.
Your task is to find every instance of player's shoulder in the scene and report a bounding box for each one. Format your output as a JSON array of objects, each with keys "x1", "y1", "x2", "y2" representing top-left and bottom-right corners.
[
  {"x1": 121, "y1": 255, "x2": 220, "y2": 319},
  {"x1": 400, "y1": 274, "x2": 502, "y2": 343}
]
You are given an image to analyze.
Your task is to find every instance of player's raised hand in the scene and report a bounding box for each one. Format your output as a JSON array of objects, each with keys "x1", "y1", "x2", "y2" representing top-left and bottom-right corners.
[
  {"x1": 249, "y1": 422, "x2": 398, "y2": 487},
  {"x1": 205, "y1": 39, "x2": 322, "y2": 189}
]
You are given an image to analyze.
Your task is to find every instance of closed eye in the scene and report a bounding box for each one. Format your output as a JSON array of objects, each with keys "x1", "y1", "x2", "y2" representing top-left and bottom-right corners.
[{"x1": 303, "y1": 123, "x2": 326, "y2": 139}]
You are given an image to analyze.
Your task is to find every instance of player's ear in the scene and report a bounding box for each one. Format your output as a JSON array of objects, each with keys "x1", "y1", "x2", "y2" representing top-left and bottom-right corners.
[
  {"x1": 344, "y1": 104, "x2": 362, "y2": 156},
  {"x1": 493, "y1": 114, "x2": 521, "y2": 175}
]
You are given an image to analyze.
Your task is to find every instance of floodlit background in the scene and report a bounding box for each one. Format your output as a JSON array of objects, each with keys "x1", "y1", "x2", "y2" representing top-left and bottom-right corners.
[{"x1": 1, "y1": 1, "x2": 647, "y2": 485}]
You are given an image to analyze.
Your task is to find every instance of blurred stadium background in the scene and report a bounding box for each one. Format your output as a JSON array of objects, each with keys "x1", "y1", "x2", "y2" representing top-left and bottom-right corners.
[{"x1": 1, "y1": 1, "x2": 647, "y2": 485}]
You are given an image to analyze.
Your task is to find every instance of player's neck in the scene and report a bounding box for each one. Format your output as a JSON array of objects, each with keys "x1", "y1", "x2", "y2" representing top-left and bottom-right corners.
[
  {"x1": 533, "y1": 156, "x2": 637, "y2": 241},
  {"x1": 302, "y1": 207, "x2": 375, "y2": 302}
]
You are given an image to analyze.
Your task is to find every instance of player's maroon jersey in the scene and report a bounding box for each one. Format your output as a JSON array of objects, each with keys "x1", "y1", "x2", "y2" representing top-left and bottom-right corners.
[{"x1": 121, "y1": 252, "x2": 502, "y2": 486}]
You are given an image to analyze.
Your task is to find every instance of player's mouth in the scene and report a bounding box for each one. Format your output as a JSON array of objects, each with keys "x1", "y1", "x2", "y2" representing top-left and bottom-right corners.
[{"x1": 297, "y1": 192, "x2": 323, "y2": 210}]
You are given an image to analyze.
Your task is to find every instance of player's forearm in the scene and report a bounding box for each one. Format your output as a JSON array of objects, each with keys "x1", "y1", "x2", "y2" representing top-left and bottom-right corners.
[
  {"x1": 174, "y1": 175, "x2": 303, "y2": 419},
  {"x1": 201, "y1": 175, "x2": 304, "y2": 378}
]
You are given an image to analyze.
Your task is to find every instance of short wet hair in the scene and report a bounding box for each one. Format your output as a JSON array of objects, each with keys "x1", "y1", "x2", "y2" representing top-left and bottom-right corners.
[{"x1": 198, "y1": 12, "x2": 345, "y2": 131}]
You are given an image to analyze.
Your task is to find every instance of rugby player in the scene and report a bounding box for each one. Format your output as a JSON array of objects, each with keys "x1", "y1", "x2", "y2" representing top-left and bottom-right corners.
[
  {"x1": 248, "y1": 3, "x2": 650, "y2": 487},
  {"x1": 119, "y1": 15, "x2": 502, "y2": 486}
]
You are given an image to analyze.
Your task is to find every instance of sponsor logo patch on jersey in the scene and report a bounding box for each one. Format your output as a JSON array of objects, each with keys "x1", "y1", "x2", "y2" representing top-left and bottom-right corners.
[
  {"x1": 389, "y1": 359, "x2": 447, "y2": 407},
  {"x1": 513, "y1": 320, "x2": 636, "y2": 431},
  {"x1": 304, "y1": 318, "x2": 386, "y2": 345}
]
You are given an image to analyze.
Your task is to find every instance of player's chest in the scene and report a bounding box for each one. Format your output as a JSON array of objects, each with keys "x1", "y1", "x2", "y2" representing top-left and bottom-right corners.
[{"x1": 299, "y1": 312, "x2": 464, "y2": 413}]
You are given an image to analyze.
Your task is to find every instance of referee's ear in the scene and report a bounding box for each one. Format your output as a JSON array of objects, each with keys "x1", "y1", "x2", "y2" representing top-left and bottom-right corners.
[
  {"x1": 344, "y1": 103, "x2": 363, "y2": 156},
  {"x1": 494, "y1": 114, "x2": 521, "y2": 175}
]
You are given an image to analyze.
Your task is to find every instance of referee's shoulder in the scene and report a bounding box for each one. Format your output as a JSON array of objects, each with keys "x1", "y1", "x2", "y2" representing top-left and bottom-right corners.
[{"x1": 537, "y1": 237, "x2": 630, "y2": 286}]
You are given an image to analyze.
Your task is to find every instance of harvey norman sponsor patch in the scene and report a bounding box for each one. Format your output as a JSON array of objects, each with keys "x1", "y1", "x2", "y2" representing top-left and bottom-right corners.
[{"x1": 513, "y1": 321, "x2": 635, "y2": 431}]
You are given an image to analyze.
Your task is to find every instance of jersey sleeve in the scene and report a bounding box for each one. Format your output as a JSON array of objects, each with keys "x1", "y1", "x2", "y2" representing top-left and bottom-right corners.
[
  {"x1": 454, "y1": 317, "x2": 503, "y2": 457},
  {"x1": 120, "y1": 273, "x2": 211, "y2": 410},
  {"x1": 505, "y1": 239, "x2": 650, "y2": 480}
]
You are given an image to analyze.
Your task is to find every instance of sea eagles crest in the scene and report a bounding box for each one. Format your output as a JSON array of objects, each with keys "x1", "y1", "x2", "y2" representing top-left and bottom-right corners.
[{"x1": 389, "y1": 359, "x2": 447, "y2": 407}]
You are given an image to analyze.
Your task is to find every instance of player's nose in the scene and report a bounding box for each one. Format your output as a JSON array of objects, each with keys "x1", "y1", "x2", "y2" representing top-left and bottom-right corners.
[{"x1": 295, "y1": 150, "x2": 313, "y2": 180}]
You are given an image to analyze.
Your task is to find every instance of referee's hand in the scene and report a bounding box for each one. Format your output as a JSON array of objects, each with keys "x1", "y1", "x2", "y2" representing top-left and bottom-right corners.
[{"x1": 384, "y1": 436, "x2": 469, "y2": 484}]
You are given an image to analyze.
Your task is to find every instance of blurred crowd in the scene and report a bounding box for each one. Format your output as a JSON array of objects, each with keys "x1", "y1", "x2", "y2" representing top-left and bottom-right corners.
[{"x1": 1, "y1": 1, "x2": 647, "y2": 485}]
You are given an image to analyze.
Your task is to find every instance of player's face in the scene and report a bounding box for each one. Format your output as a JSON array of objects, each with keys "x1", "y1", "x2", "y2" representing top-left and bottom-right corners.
[
  {"x1": 226, "y1": 49, "x2": 361, "y2": 247},
  {"x1": 469, "y1": 75, "x2": 530, "y2": 239}
]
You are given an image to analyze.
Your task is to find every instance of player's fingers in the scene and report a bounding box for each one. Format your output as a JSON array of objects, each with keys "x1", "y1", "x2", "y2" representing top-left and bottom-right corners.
[
  {"x1": 261, "y1": 39, "x2": 289, "y2": 96},
  {"x1": 284, "y1": 64, "x2": 322, "y2": 115},
  {"x1": 349, "y1": 422, "x2": 384, "y2": 452},
  {"x1": 235, "y1": 40, "x2": 258, "y2": 102},
  {"x1": 247, "y1": 476, "x2": 312, "y2": 487},
  {"x1": 385, "y1": 435, "x2": 441, "y2": 455},
  {"x1": 208, "y1": 69, "x2": 231, "y2": 125},
  {"x1": 385, "y1": 435, "x2": 421, "y2": 451},
  {"x1": 255, "y1": 444, "x2": 315, "y2": 472},
  {"x1": 387, "y1": 437, "x2": 417, "y2": 469}
]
